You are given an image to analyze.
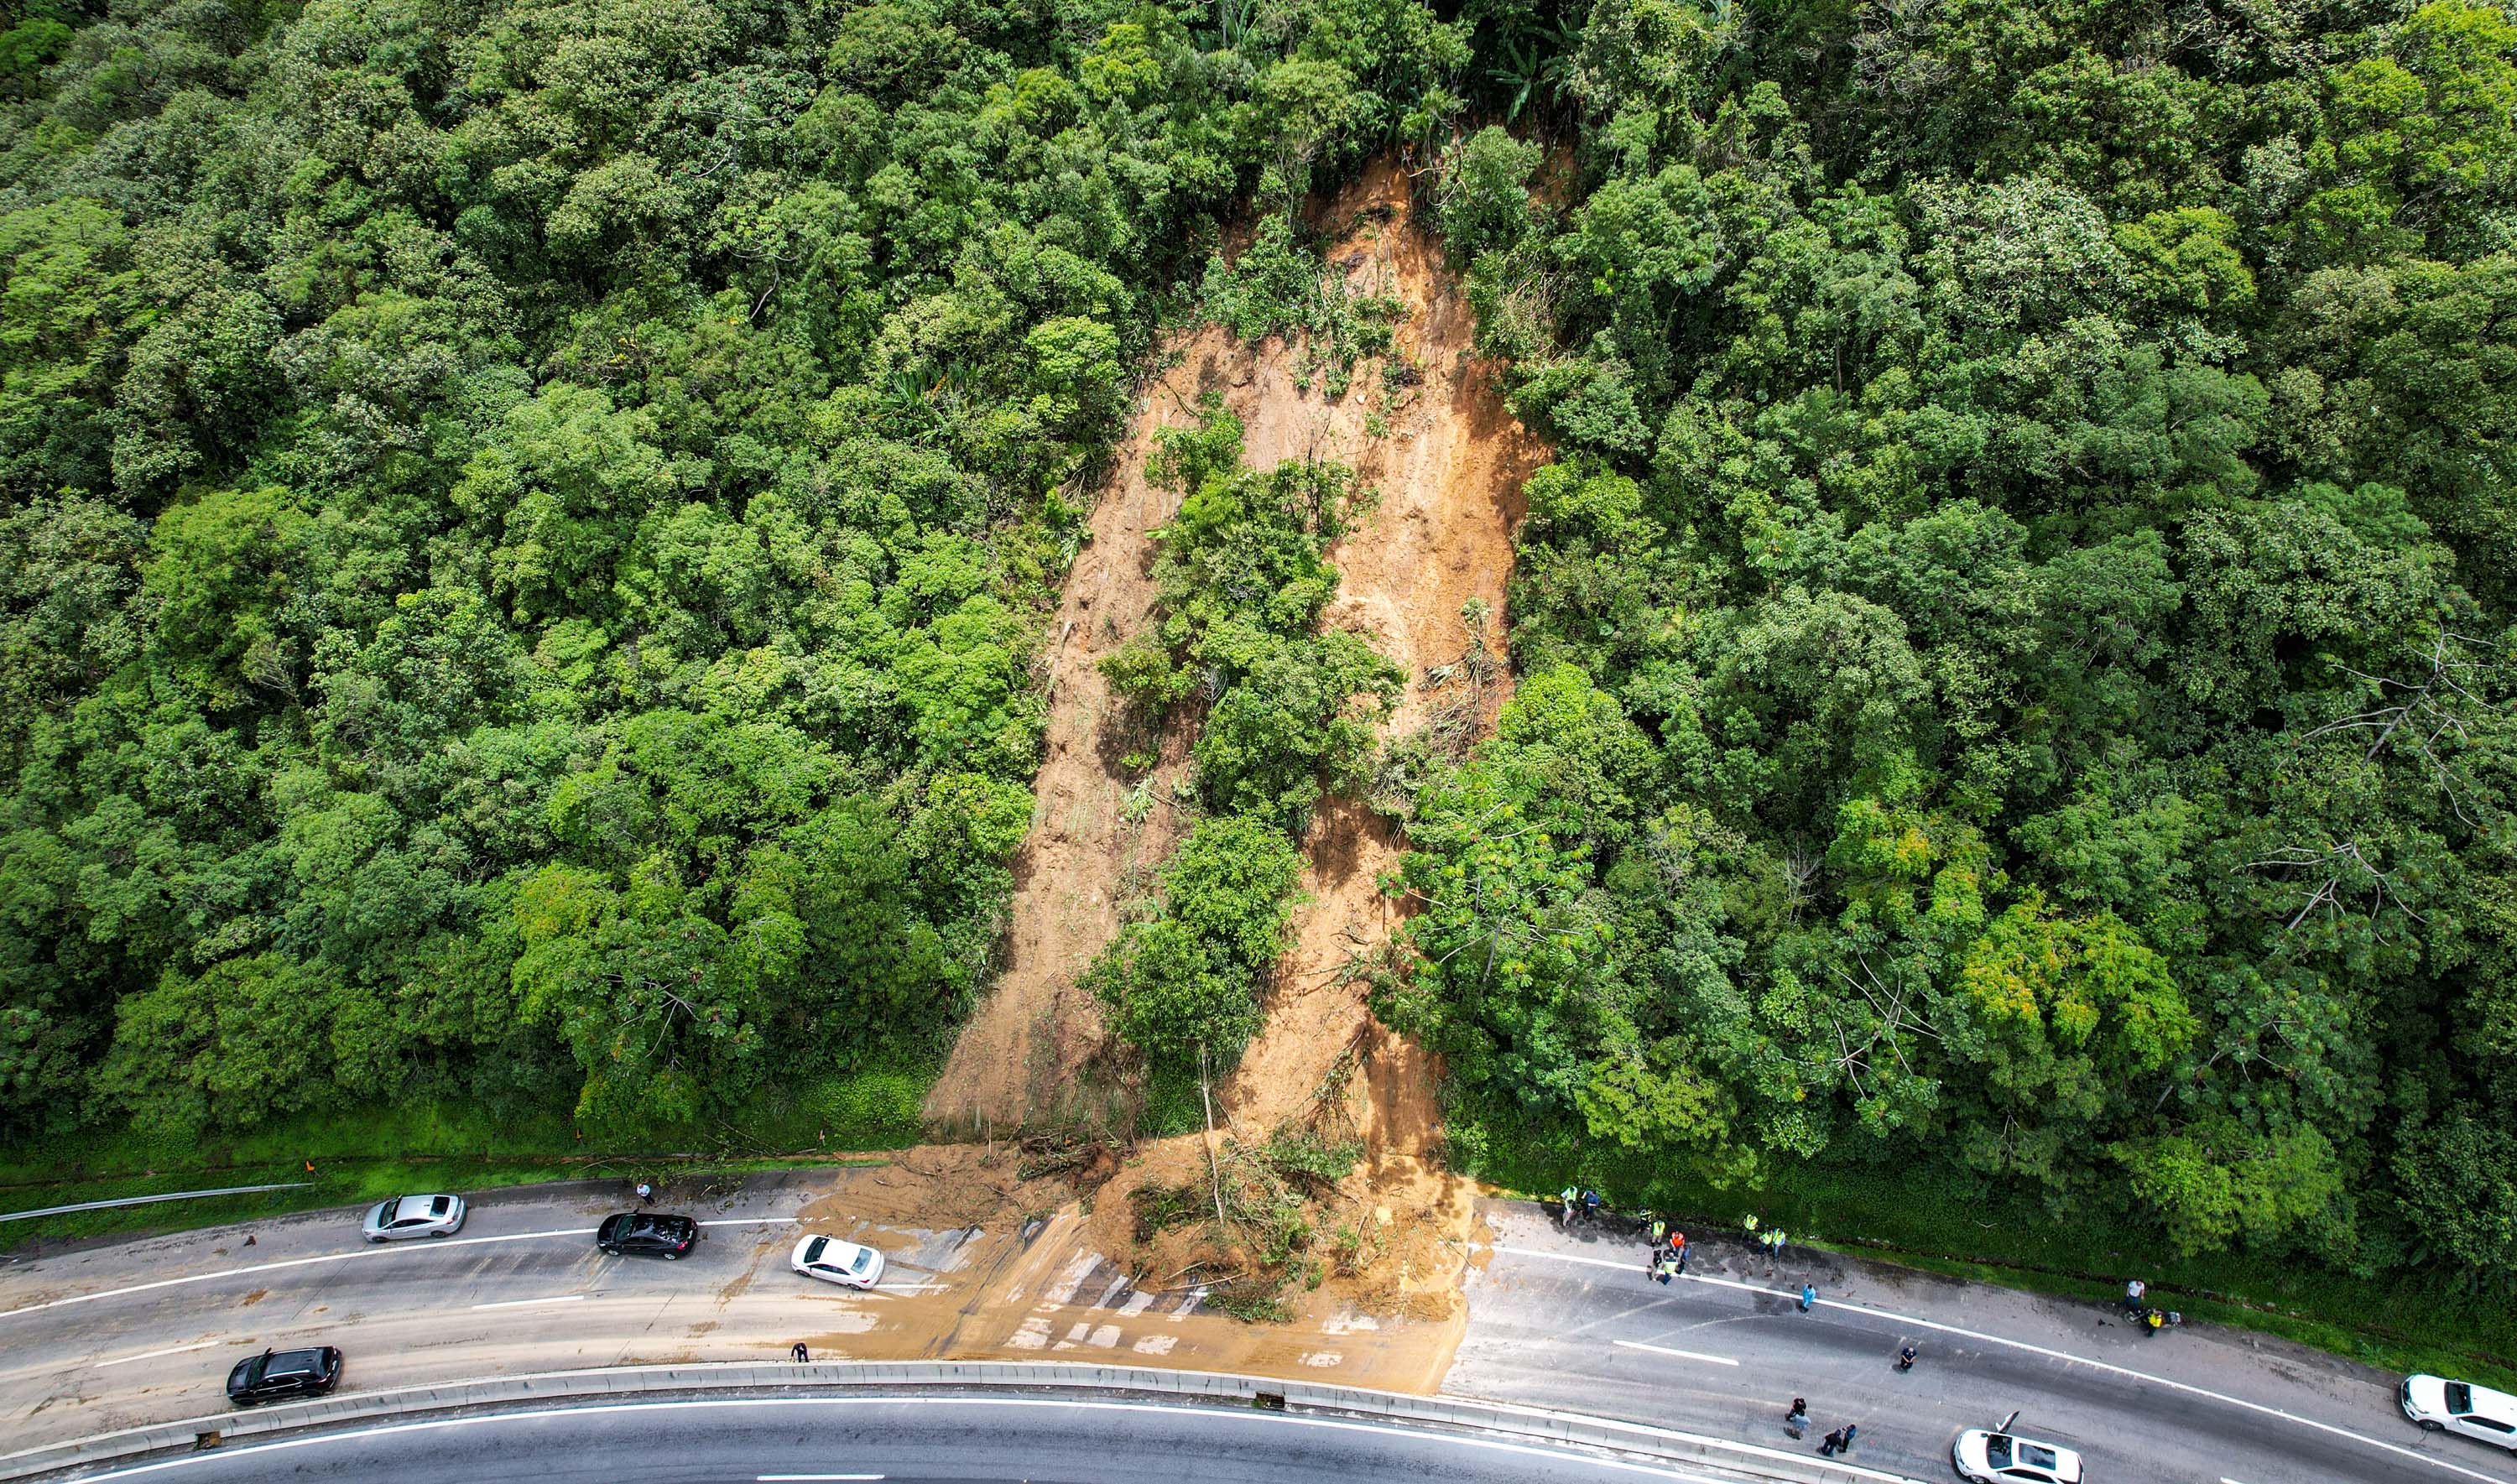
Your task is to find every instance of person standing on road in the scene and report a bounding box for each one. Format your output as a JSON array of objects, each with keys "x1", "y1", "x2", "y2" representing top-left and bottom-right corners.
[
  {"x1": 1818, "y1": 1426, "x2": 1847, "y2": 1456},
  {"x1": 635, "y1": 1179, "x2": 654, "y2": 1206},
  {"x1": 1839, "y1": 1423, "x2": 1858, "y2": 1453},
  {"x1": 791, "y1": 1342, "x2": 809, "y2": 1362},
  {"x1": 2124, "y1": 1277, "x2": 2147, "y2": 1314},
  {"x1": 1671, "y1": 1228, "x2": 1688, "y2": 1274},
  {"x1": 1785, "y1": 1398, "x2": 1808, "y2": 1439},
  {"x1": 1582, "y1": 1187, "x2": 1602, "y2": 1226},
  {"x1": 1648, "y1": 1215, "x2": 1667, "y2": 1248},
  {"x1": 1559, "y1": 1185, "x2": 1578, "y2": 1230},
  {"x1": 1799, "y1": 1282, "x2": 1816, "y2": 1313}
]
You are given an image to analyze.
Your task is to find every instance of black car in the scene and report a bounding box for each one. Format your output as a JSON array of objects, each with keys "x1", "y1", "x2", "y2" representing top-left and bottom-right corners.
[
  {"x1": 226, "y1": 1346, "x2": 343, "y2": 1406},
  {"x1": 596, "y1": 1211, "x2": 699, "y2": 1258}
]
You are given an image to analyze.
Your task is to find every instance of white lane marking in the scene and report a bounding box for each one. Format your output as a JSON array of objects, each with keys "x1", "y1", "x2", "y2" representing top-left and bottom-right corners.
[
  {"x1": 91, "y1": 1340, "x2": 221, "y2": 1369},
  {"x1": 1612, "y1": 1339, "x2": 1738, "y2": 1367},
  {"x1": 1494, "y1": 1242, "x2": 2511, "y2": 1484},
  {"x1": 472, "y1": 1294, "x2": 586, "y2": 1310},
  {"x1": 0, "y1": 1228, "x2": 592, "y2": 1320},
  {"x1": 758, "y1": 1475, "x2": 883, "y2": 1481},
  {"x1": 72, "y1": 1395, "x2": 1731, "y2": 1482},
  {"x1": 0, "y1": 1216, "x2": 802, "y2": 1321}
]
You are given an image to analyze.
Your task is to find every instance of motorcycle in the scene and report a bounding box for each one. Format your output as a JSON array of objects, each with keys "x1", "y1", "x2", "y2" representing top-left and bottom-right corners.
[{"x1": 2136, "y1": 1307, "x2": 2184, "y2": 1335}]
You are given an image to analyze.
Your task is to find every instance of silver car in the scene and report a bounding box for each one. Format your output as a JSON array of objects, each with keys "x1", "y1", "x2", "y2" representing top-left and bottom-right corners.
[{"x1": 362, "y1": 1193, "x2": 466, "y2": 1242}]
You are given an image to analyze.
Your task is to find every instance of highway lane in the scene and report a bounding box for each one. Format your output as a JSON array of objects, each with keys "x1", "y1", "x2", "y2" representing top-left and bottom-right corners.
[
  {"x1": 68, "y1": 1395, "x2": 1746, "y2": 1484},
  {"x1": 0, "y1": 1181, "x2": 842, "y2": 1450},
  {"x1": 13, "y1": 1176, "x2": 2517, "y2": 1484},
  {"x1": 1448, "y1": 1201, "x2": 2517, "y2": 1484},
  {"x1": 0, "y1": 1171, "x2": 1388, "y2": 1455}
]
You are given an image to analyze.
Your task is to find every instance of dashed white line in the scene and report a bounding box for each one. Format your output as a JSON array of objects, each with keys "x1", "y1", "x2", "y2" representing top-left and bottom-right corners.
[
  {"x1": 758, "y1": 1475, "x2": 883, "y2": 1481},
  {"x1": 0, "y1": 1216, "x2": 802, "y2": 1321},
  {"x1": 1612, "y1": 1339, "x2": 1738, "y2": 1367},
  {"x1": 92, "y1": 1340, "x2": 221, "y2": 1368},
  {"x1": 1494, "y1": 1242, "x2": 2511, "y2": 1484},
  {"x1": 471, "y1": 1294, "x2": 586, "y2": 1310},
  {"x1": 0, "y1": 1227, "x2": 595, "y2": 1320}
]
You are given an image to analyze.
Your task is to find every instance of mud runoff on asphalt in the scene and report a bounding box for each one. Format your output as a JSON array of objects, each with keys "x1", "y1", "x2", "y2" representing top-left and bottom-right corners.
[{"x1": 782, "y1": 1145, "x2": 1470, "y2": 1393}]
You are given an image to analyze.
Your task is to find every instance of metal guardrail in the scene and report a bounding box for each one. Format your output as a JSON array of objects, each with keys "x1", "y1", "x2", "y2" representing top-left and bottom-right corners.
[
  {"x1": 0, "y1": 1360, "x2": 1929, "y2": 1483},
  {"x1": 0, "y1": 1185, "x2": 313, "y2": 1223}
]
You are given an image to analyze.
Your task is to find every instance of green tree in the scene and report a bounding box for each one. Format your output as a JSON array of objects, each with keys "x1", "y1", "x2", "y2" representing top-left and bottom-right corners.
[{"x1": 1089, "y1": 815, "x2": 1304, "y2": 1068}]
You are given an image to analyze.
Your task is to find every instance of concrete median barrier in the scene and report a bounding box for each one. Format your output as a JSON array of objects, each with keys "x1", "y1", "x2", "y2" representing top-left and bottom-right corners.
[{"x1": 0, "y1": 1359, "x2": 1927, "y2": 1484}]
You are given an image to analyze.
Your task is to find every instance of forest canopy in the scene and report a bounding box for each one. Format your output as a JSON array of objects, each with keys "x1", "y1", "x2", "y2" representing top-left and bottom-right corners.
[
  {"x1": 1388, "y1": 0, "x2": 2517, "y2": 1282},
  {"x1": 0, "y1": 0, "x2": 1467, "y2": 1138},
  {"x1": 2, "y1": 0, "x2": 2514, "y2": 1299}
]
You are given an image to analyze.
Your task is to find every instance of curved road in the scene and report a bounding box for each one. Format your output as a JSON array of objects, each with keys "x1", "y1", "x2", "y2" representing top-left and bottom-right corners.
[
  {"x1": 3, "y1": 1176, "x2": 2513, "y2": 1484},
  {"x1": 70, "y1": 1395, "x2": 1721, "y2": 1483}
]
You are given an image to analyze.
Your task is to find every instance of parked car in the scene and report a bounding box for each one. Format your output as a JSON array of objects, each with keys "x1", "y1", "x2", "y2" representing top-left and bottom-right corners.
[
  {"x1": 226, "y1": 1346, "x2": 343, "y2": 1406},
  {"x1": 2402, "y1": 1374, "x2": 2517, "y2": 1450},
  {"x1": 790, "y1": 1232, "x2": 884, "y2": 1289},
  {"x1": 1954, "y1": 1429, "x2": 2085, "y2": 1483},
  {"x1": 361, "y1": 1193, "x2": 466, "y2": 1242},
  {"x1": 596, "y1": 1211, "x2": 698, "y2": 1258}
]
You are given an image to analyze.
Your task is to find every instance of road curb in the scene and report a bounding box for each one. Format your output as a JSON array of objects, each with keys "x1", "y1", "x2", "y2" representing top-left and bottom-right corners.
[{"x1": 0, "y1": 1360, "x2": 1929, "y2": 1483}]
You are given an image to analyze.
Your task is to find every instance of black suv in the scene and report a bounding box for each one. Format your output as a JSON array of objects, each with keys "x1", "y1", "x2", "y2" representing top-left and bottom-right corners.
[
  {"x1": 226, "y1": 1346, "x2": 343, "y2": 1406},
  {"x1": 596, "y1": 1211, "x2": 699, "y2": 1258}
]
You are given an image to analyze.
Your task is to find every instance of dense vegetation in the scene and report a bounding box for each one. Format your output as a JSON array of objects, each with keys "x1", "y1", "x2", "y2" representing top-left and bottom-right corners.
[
  {"x1": 1390, "y1": 0, "x2": 2517, "y2": 1291},
  {"x1": 0, "y1": 0, "x2": 1467, "y2": 1145},
  {"x1": 5, "y1": 0, "x2": 2514, "y2": 1325}
]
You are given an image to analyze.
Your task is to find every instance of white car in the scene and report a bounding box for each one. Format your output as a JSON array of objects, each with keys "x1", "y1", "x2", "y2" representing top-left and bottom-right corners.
[
  {"x1": 790, "y1": 1232, "x2": 884, "y2": 1289},
  {"x1": 1954, "y1": 1429, "x2": 2084, "y2": 1483},
  {"x1": 361, "y1": 1193, "x2": 465, "y2": 1242},
  {"x1": 2402, "y1": 1374, "x2": 2517, "y2": 1450}
]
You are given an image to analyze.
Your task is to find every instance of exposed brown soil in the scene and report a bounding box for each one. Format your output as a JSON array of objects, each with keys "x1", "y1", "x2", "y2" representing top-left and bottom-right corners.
[
  {"x1": 789, "y1": 1140, "x2": 1471, "y2": 1393},
  {"x1": 929, "y1": 160, "x2": 1541, "y2": 1142},
  {"x1": 1222, "y1": 159, "x2": 1546, "y2": 1154},
  {"x1": 908, "y1": 155, "x2": 1543, "y2": 1391},
  {"x1": 920, "y1": 339, "x2": 1227, "y2": 1133}
]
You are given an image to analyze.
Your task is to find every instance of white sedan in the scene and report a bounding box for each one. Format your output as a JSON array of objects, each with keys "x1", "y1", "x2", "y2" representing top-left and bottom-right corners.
[
  {"x1": 790, "y1": 1232, "x2": 885, "y2": 1289},
  {"x1": 2402, "y1": 1374, "x2": 2517, "y2": 1450},
  {"x1": 1954, "y1": 1429, "x2": 2084, "y2": 1483},
  {"x1": 361, "y1": 1194, "x2": 465, "y2": 1242}
]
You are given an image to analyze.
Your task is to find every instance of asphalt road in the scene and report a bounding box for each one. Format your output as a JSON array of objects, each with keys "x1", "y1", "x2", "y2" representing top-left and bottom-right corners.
[
  {"x1": 66, "y1": 1395, "x2": 1733, "y2": 1483},
  {"x1": 0, "y1": 1179, "x2": 843, "y2": 1452},
  {"x1": 1450, "y1": 1200, "x2": 2517, "y2": 1484},
  {"x1": 9, "y1": 1177, "x2": 2517, "y2": 1484}
]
